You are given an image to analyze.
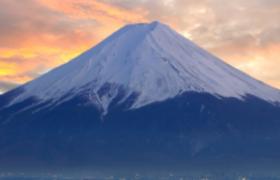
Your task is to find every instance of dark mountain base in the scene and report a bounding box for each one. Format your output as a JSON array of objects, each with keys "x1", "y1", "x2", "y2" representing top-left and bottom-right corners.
[{"x1": 0, "y1": 91, "x2": 280, "y2": 173}]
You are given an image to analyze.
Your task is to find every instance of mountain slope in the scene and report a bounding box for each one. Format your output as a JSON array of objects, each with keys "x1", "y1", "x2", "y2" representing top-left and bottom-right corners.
[
  {"x1": 3, "y1": 21, "x2": 280, "y2": 114},
  {"x1": 0, "y1": 21, "x2": 280, "y2": 175}
]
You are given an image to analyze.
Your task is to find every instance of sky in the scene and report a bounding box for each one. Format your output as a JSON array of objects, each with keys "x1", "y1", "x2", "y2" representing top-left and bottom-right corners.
[{"x1": 0, "y1": 0, "x2": 280, "y2": 93}]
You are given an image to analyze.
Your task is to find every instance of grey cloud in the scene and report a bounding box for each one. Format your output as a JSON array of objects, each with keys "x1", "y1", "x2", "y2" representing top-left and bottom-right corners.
[
  {"x1": 103, "y1": 0, "x2": 280, "y2": 50},
  {"x1": 0, "y1": 81, "x2": 19, "y2": 93},
  {"x1": 259, "y1": 25, "x2": 280, "y2": 47}
]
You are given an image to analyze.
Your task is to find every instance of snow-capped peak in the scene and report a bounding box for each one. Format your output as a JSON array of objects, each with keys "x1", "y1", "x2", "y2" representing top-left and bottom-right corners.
[{"x1": 6, "y1": 21, "x2": 280, "y2": 112}]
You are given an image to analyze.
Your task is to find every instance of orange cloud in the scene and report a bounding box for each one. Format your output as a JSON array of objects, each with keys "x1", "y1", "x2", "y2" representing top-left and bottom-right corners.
[
  {"x1": 0, "y1": 0, "x2": 149, "y2": 92},
  {"x1": 39, "y1": 0, "x2": 147, "y2": 22},
  {"x1": 209, "y1": 43, "x2": 280, "y2": 89},
  {"x1": 38, "y1": 0, "x2": 148, "y2": 38}
]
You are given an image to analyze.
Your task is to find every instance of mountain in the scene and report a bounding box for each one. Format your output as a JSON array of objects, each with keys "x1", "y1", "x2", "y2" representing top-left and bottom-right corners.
[
  {"x1": 0, "y1": 21, "x2": 280, "y2": 175},
  {"x1": 3, "y1": 21, "x2": 280, "y2": 113}
]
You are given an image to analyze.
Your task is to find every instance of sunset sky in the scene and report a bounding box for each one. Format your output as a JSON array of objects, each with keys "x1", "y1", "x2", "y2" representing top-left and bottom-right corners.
[{"x1": 0, "y1": 0, "x2": 280, "y2": 93}]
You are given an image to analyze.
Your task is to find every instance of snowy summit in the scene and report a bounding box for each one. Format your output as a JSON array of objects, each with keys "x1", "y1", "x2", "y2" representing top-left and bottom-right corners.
[{"x1": 6, "y1": 21, "x2": 280, "y2": 113}]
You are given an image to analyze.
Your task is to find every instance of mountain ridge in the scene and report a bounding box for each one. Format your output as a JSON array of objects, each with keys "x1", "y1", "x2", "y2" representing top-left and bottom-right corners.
[{"x1": 3, "y1": 21, "x2": 279, "y2": 114}]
